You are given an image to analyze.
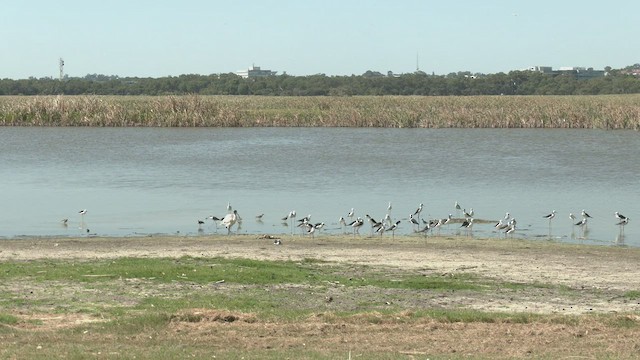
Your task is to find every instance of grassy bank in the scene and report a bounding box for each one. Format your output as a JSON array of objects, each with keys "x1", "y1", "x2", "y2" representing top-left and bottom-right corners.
[
  {"x1": 1, "y1": 95, "x2": 639, "y2": 129},
  {"x1": 2, "y1": 235, "x2": 640, "y2": 358}
]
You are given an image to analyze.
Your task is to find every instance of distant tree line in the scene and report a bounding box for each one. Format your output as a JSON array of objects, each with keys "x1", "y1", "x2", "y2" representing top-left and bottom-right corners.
[{"x1": 2, "y1": 65, "x2": 640, "y2": 96}]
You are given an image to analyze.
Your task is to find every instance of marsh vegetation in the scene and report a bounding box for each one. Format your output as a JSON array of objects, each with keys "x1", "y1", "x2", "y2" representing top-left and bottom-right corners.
[{"x1": 1, "y1": 94, "x2": 639, "y2": 129}]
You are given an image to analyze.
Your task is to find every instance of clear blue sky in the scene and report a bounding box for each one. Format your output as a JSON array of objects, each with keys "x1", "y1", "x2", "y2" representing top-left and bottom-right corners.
[{"x1": 2, "y1": 0, "x2": 637, "y2": 79}]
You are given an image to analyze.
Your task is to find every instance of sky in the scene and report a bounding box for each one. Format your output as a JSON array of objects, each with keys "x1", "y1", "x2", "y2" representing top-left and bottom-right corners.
[{"x1": 1, "y1": 0, "x2": 638, "y2": 79}]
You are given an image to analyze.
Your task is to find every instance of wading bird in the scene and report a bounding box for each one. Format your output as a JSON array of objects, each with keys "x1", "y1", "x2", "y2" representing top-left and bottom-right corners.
[
  {"x1": 543, "y1": 210, "x2": 556, "y2": 234},
  {"x1": 387, "y1": 220, "x2": 401, "y2": 239},
  {"x1": 615, "y1": 212, "x2": 627, "y2": 221},
  {"x1": 78, "y1": 209, "x2": 87, "y2": 228},
  {"x1": 349, "y1": 217, "x2": 364, "y2": 236},
  {"x1": 461, "y1": 218, "x2": 474, "y2": 236},
  {"x1": 616, "y1": 217, "x2": 629, "y2": 235},
  {"x1": 221, "y1": 210, "x2": 238, "y2": 235},
  {"x1": 575, "y1": 218, "x2": 588, "y2": 238},
  {"x1": 339, "y1": 216, "x2": 347, "y2": 234}
]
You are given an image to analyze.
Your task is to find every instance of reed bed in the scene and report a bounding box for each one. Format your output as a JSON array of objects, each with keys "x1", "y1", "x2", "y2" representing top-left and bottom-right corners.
[{"x1": 1, "y1": 95, "x2": 639, "y2": 129}]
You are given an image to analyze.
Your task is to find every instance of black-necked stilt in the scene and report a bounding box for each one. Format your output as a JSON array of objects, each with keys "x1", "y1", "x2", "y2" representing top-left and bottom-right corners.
[
  {"x1": 581, "y1": 209, "x2": 592, "y2": 219},
  {"x1": 543, "y1": 210, "x2": 556, "y2": 234},
  {"x1": 461, "y1": 218, "x2": 474, "y2": 235},
  {"x1": 455, "y1": 201, "x2": 462, "y2": 217},
  {"x1": 255, "y1": 213, "x2": 264, "y2": 221},
  {"x1": 409, "y1": 213, "x2": 420, "y2": 231},
  {"x1": 387, "y1": 220, "x2": 400, "y2": 239},
  {"x1": 347, "y1": 208, "x2": 355, "y2": 219},
  {"x1": 463, "y1": 208, "x2": 474, "y2": 219},
  {"x1": 221, "y1": 210, "x2": 238, "y2": 235},
  {"x1": 287, "y1": 210, "x2": 296, "y2": 234},
  {"x1": 349, "y1": 217, "x2": 364, "y2": 236},
  {"x1": 61, "y1": 218, "x2": 68, "y2": 227},
  {"x1": 575, "y1": 218, "x2": 587, "y2": 238},
  {"x1": 616, "y1": 217, "x2": 629, "y2": 235},
  {"x1": 339, "y1": 216, "x2": 347, "y2": 233},
  {"x1": 226, "y1": 202, "x2": 232, "y2": 213},
  {"x1": 615, "y1": 212, "x2": 627, "y2": 221},
  {"x1": 419, "y1": 221, "x2": 431, "y2": 234},
  {"x1": 298, "y1": 214, "x2": 311, "y2": 224},
  {"x1": 495, "y1": 219, "x2": 509, "y2": 237},
  {"x1": 78, "y1": 209, "x2": 87, "y2": 228},
  {"x1": 413, "y1": 203, "x2": 424, "y2": 218},
  {"x1": 366, "y1": 214, "x2": 382, "y2": 235}
]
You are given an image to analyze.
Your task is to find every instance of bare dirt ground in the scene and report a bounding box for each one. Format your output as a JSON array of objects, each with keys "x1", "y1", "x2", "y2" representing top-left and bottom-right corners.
[{"x1": 3, "y1": 234, "x2": 640, "y2": 358}]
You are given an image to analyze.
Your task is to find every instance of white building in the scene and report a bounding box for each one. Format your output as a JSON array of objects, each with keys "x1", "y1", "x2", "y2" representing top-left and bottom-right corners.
[{"x1": 236, "y1": 65, "x2": 277, "y2": 79}]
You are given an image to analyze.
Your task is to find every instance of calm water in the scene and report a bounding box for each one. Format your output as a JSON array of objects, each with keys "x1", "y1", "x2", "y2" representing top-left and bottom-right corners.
[{"x1": 0, "y1": 127, "x2": 637, "y2": 246}]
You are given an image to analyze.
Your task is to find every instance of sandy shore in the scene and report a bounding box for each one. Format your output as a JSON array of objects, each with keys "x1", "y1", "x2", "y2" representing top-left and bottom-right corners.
[{"x1": 2, "y1": 234, "x2": 639, "y2": 315}]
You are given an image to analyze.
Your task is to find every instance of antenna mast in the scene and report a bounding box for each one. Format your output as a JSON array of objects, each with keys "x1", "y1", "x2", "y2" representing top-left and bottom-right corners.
[{"x1": 59, "y1": 58, "x2": 64, "y2": 80}]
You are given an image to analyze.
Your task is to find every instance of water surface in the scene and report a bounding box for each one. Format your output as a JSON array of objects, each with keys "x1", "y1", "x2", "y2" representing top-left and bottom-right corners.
[{"x1": 1, "y1": 127, "x2": 637, "y2": 246}]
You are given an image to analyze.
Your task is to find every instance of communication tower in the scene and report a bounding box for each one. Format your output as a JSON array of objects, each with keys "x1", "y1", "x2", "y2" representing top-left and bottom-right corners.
[{"x1": 59, "y1": 58, "x2": 64, "y2": 80}]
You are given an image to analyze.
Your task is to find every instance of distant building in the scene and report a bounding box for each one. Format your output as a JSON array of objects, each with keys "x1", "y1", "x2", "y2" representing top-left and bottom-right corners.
[
  {"x1": 526, "y1": 65, "x2": 605, "y2": 79},
  {"x1": 236, "y1": 65, "x2": 277, "y2": 79}
]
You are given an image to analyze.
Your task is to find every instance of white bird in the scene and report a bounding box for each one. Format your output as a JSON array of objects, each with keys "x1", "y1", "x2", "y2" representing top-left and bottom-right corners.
[
  {"x1": 413, "y1": 203, "x2": 424, "y2": 217},
  {"x1": 544, "y1": 210, "x2": 556, "y2": 234},
  {"x1": 387, "y1": 220, "x2": 401, "y2": 238},
  {"x1": 461, "y1": 218, "x2": 474, "y2": 235},
  {"x1": 366, "y1": 214, "x2": 382, "y2": 235},
  {"x1": 615, "y1": 212, "x2": 627, "y2": 221},
  {"x1": 339, "y1": 216, "x2": 347, "y2": 233},
  {"x1": 221, "y1": 210, "x2": 238, "y2": 235},
  {"x1": 575, "y1": 218, "x2": 587, "y2": 238},
  {"x1": 347, "y1": 208, "x2": 355, "y2": 219},
  {"x1": 616, "y1": 217, "x2": 629, "y2": 235},
  {"x1": 349, "y1": 217, "x2": 364, "y2": 236},
  {"x1": 409, "y1": 214, "x2": 420, "y2": 230},
  {"x1": 543, "y1": 210, "x2": 556, "y2": 220},
  {"x1": 78, "y1": 209, "x2": 88, "y2": 229}
]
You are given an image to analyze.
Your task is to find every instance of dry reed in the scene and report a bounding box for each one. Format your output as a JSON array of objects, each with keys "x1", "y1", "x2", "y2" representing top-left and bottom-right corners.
[{"x1": 1, "y1": 95, "x2": 639, "y2": 129}]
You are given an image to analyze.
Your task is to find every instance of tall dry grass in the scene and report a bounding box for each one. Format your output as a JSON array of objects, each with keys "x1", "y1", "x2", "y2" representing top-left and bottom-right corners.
[{"x1": 1, "y1": 95, "x2": 638, "y2": 129}]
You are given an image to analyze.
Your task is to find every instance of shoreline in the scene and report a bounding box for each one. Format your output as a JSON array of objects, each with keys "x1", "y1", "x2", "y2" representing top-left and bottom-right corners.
[{"x1": 2, "y1": 234, "x2": 640, "y2": 313}]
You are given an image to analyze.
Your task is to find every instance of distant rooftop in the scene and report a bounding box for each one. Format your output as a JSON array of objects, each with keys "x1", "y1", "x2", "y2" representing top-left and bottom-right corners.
[{"x1": 236, "y1": 65, "x2": 277, "y2": 79}]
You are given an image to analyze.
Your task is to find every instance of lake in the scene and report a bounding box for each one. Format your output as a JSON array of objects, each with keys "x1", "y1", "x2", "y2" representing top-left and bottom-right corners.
[{"x1": 0, "y1": 127, "x2": 637, "y2": 246}]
